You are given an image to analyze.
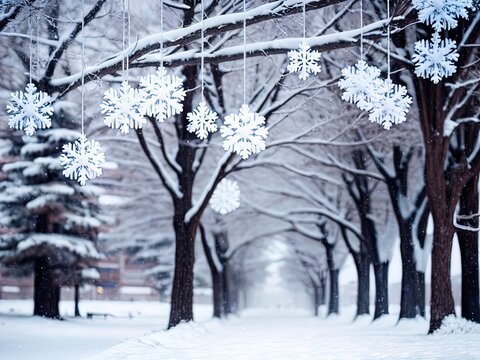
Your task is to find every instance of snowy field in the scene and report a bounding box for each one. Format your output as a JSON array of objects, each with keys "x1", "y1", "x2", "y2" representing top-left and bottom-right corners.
[{"x1": 1, "y1": 300, "x2": 480, "y2": 360}]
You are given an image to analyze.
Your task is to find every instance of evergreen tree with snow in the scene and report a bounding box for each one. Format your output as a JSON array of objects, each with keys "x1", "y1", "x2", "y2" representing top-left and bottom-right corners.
[{"x1": 0, "y1": 107, "x2": 104, "y2": 319}]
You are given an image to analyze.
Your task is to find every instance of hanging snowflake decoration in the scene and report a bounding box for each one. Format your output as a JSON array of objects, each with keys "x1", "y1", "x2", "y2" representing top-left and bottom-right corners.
[
  {"x1": 60, "y1": 134, "x2": 105, "y2": 186},
  {"x1": 287, "y1": 41, "x2": 322, "y2": 80},
  {"x1": 368, "y1": 79, "x2": 412, "y2": 130},
  {"x1": 6, "y1": 83, "x2": 54, "y2": 136},
  {"x1": 412, "y1": 0, "x2": 473, "y2": 31},
  {"x1": 101, "y1": 80, "x2": 146, "y2": 134},
  {"x1": 139, "y1": 66, "x2": 185, "y2": 122},
  {"x1": 186, "y1": 101, "x2": 218, "y2": 140},
  {"x1": 220, "y1": 104, "x2": 268, "y2": 160},
  {"x1": 209, "y1": 179, "x2": 240, "y2": 215},
  {"x1": 338, "y1": 60, "x2": 382, "y2": 111},
  {"x1": 412, "y1": 33, "x2": 459, "y2": 84}
]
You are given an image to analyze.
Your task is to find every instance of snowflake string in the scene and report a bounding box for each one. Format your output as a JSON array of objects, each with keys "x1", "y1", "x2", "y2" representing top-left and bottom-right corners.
[
  {"x1": 139, "y1": 66, "x2": 185, "y2": 122},
  {"x1": 338, "y1": 60, "x2": 382, "y2": 111},
  {"x1": 220, "y1": 104, "x2": 268, "y2": 160},
  {"x1": 287, "y1": 41, "x2": 322, "y2": 80},
  {"x1": 101, "y1": 80, "x2": 146, "y2": 134},
  {"x1": 412, "y1": 33, "x2": 459, "y2": 84},
  {"x1": 186, "y1": 101, "x2": 218, "y2": 140},
  {"x1": 60, "y1": 134, "x2": 105, "y2": 186},
  {"x1": 412, "y1": 0, "x2": 473, "y2": 31},
  {"x1": 6, "y1": 83, "x2": 54, "y2": 136},
  {"x1": 209, "y1": 179, "x2": 240, "y2": 215},
  {"x1": 368, "y1": 79, "x2": 412, "y2": 130}
]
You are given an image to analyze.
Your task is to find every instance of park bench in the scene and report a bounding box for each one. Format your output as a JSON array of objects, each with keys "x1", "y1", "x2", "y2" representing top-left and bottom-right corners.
[{"x1": 86, "y1": 312, "x2": 113, "y2": 319}]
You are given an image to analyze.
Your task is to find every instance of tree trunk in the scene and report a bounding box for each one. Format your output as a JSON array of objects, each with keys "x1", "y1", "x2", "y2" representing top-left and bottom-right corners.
[
  {"x1": 399, "y1": 222, "x2": 418, "y2": 319},
  {"x1": 429, "y1": 223, "x2": 455, "y2": 333},
  {"x1": 313, "y1": 285, "x2": 320, "y2": 316},
  {"x1": 373, "y1": 261, "x2": 389, "y2": 319},
  {"x1": 74, "y1": 283, "x2": 81, "y2": 317},
  {"x1": 33, "y1": 257, "x2": 61, "y2": 319},
  {"x1": 212, "y1": 271, "x2": 224, "y2": 319},
  {"x1": 457, "y1": 176, "x2": 480, "y2": 323},
  {"x1": 354, "y1": 252, "x2": 370, "y2": 317},
  {"x1": 319, "y1": 272, "x2": 326, "y2": 306},
  {"x1": 328, "y1": 269, "x2": 339, "y2": 315},
  {"x1": 416, "y1": 271, "x2": 426, "y2": 317},
  {"x1": 222, "y1": 263, "x2": 232, "y2": 314},
  {"x1": 168, "y1": 222, "x2": 195, "y2": 328}
]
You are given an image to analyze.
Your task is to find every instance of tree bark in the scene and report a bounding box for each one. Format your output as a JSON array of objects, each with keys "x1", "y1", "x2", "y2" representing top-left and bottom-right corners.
[
  {"x1": 74, "y1": 283, "x2": 81, "y2": 317},
  {"x1": 328, "y1": 269, "x2": 339, "y2": 315},
  {"x1": 33, "y1": 257, "x2": 61, "y2": 319},
  {"x1": 354, "y1": 251, "x2": 370, "y2": 317},
  {"x1": 399, "y1": 222, "x2": 418, "y2": 319},
  {"x1": 373, "y1": 261, "x2": 389, "y2": 319},
  {"x1": 313, "y1": 285, "x2": 320, "y2": 316},
  {"x1": 457, "y1": 176, "x2": 480, "y2": 323},
  {"x1": 319, "y1": 272, "x2": 326, "y2": 306},
  {"x1": 416, "y1": 271, "x2": 426, "y2": 317}
]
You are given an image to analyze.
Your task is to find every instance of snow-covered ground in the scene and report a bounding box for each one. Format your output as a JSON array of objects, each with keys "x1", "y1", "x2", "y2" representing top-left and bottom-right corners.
[{"x1": 1, "y1": 300, "x2": 480, "y2": 360}]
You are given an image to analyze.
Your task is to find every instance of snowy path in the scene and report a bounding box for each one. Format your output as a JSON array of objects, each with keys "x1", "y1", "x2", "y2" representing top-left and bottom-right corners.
[{"x1": 91, "y1": 308, "x2": 480, "y2": 360}]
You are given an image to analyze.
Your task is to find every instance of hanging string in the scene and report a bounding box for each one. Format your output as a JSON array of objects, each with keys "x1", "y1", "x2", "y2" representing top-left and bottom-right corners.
[
  {"x1": 360, "y1": 0, "x2": 363, "y2": 60},
  {"x1": 160, "y1": 0, "x2": 164, "y2": 67},
  {"x1": 243, "y1": 0, "x2": 246, "y2": 105},
  {"x1": 127, "y1": 0, "x2": 131, "y2": 79},
  {"x1": 387, "y1": 0, "x2": 390, "y2": 80},
  {"x1": 201, "y1": 0, "x2": 205, "y2": 103},
  {"x1": 121, "y1": 0, "x2": 125, "y2": 76},
  {"x1": 29, "y1": 14, "x2": 32, "y2": 84},
  {"x1": 36, "y1": 11, "x2": 40, "y2": 80},
  {"x1": 81, "y1": 0, "x2": 85, "y2": 135},
  {"x1": 302, "y1": 0, "x2": 306, "y2": 39}
]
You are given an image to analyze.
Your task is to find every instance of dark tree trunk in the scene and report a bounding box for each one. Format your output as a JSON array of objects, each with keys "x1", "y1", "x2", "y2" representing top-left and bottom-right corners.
[
  {"x1": 33, "y1": 257, "x2": 61, "y2": 319},
  {"x1": 373, "y1": 262, "x2": 389, "y2": 319},
  {"x1": 319, "y1": 272, "x2": 326, "y2": 306},
  {"x1": 74, "y1": 283, "x2": 81, "y2": 317},
  {"x1": 222, "y1": 264, "x2": 232, "y2": 314},
  {"x1": 399, "y1": 223, "x2": 418, "y2": 319},
  {"x1": 458, "y1": 176, "x2": 480, "y2": 323},
  {"x1": 328, "y1": 269, "x2": 339, "y2": 315},
  {"x1": 354, "y1": 251, "x2": 370, "y2": 317},
  {"x1": 313, "y1": 285, "x2": 320, "y2": 316},
  {"x1": 416, "y1": 271, "x2": 426, "y2": 317}
]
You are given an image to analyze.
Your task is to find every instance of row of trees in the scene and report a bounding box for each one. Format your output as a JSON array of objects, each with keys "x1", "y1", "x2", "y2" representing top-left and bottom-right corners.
[{"x1": 0, "y1": 0, "x2": 479, "y2": 334}]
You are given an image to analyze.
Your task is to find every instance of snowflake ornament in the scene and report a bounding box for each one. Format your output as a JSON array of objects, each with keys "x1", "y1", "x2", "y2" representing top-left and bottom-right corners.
[
  {"x1": 412, "y1": 33, "x2": 459, "y2": 84},
  {"x1": 139, "y1": 66, "x2": 185, "y2": 122},
  {"x1": 338, "y1": 60, "x2": 382, "y2": 111},
  {"x1": 412, "y1": 0, "x2": 473, "y2": 31},
  {"x1": 101, "y1": 80, "x2": 146, "y2": 134},
  {"x1": 6, "y1": 83, "x2": 54, "y2": 136},
  {"x1": 220, "y1": 104, "x2": 268, "y2": 160},
  {"x1": 186, "y1": 101, "x2": 218, "y2": 140},
  {"x1": 287, "y1": 41, "x2": 322, "y2": 80},
  {"x1": 60, "y1": 134, "x2": 105, "y2": 186},
  {"x1": 209, "y1": 179, "x2": 240, "y2": 215},
  {"x1": 368, "y1": 79, "x2": 412, "y2": 130}
]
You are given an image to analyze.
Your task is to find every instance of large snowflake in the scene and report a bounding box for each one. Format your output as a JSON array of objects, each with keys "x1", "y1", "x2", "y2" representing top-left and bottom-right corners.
[
  {"x1": 412, "y1": 0, "x2": 473, "y2": 31},
  {"x1": 412, "y1": 33, "x2": 459, "y2": 84},
  {"x1": 287, "y1": 41, "x2": 322, "y2": 80},
  {"x1": 368, "y1": 79, "x2": 412, "y2": 130},
  {"x1": 139, "y1": 66, "x2": 186, "y2": 122},
  {"x1": 220, "y1": 104, "x2": 268, "y2": 160},
  {"x1": 101, "y1": 80, "x2": 146, "y2": 134},
  {"x1": 338, "y1": 60, "x2": 381, "y2": 111},
  {"x1": 186, "y1": 101, "x2": 218, "y2": 140},
  {"x1": 6, "y1": 83, "x2": 54, "y2": 136},
  {"x1": 60, "y1": 134, "x2": 105, "y2": 186},
  {"x1": 209, "y1": 179, "x2": 240, "y2": 215}
]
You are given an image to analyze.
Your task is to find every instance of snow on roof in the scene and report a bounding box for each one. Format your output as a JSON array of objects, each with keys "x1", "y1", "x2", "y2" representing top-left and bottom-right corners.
[{"x1": 81, "y1": 268, "x2": 100, "y2": 280}]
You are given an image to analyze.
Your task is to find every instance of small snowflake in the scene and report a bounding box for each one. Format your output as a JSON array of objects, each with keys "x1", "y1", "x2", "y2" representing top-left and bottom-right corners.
[
  {"x1": 139, "y1": 66, "x2": 185, "y2": 122},
  {"x1": 186, "y1": 101, "x2": 218, "y2": 140},
  {"x1": 6, "y1": 83, "x2": 54, "y2": 136},
  {"x1": 338, "y1": 60, "x2": 381, "y2": 111},
  {"x1": 101, "y1": 80, "x2": 146, "y2": 134},
  {"x1": 220, "y1": 104, "x2": 268, "y2": 160},
  {"x1": 412, "y1": 0, "x2": 473, "y2": 31},
  {"x1": 209, "y1": 179, "x2": 240, "y2": 215},
  {"x1": 368, "y1": 79, "x2": 412, "y2": 130},
  {"x1": 287, "y1": 41, "x2": 322, "y2": 80},
  {"x1": 60, "y1": 134, "x2": 105, "y2": 186},
  {"x1": 412, "y1": 33, "x2": 459, "y2": 84}
]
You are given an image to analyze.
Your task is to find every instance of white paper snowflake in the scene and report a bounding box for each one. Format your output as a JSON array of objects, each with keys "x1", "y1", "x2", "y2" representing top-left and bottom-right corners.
[
  {"x1": 209, "y1": 179, "x2": 240, "y2": 215},
  {"x1": 368, "y1": 79, "x2": 412, "y2": 130},
  {"x1": 338, "y1": 60, "x2": 382, "y2": 111},
  {"x1": 220, "y1": 104, "x2": 268, "y2": 160},
  {"x1": 412, "y1": 33, "x2": 459, "y2": 84},
  {"x1": 60, "y1": 134, "x2": 105, "y2": 186},
  {"x1": 412, "y1": 0, "x2": 473, "y2": 31},
  {"x1": 101, "y1": 80, "x2": 146, "y2": 134},
  {"x1": 139, "y1": 66, "x2": 185, "y2": 122},
  {"x1": 186, "y1": 101, "x2": 218, "y2": 140},
  {"x1": 287, "y1": 41, "x2": 322, "y2": 80},
  {"x1": 6, "y1": 83, "x2": 54, "y2": 136}
]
